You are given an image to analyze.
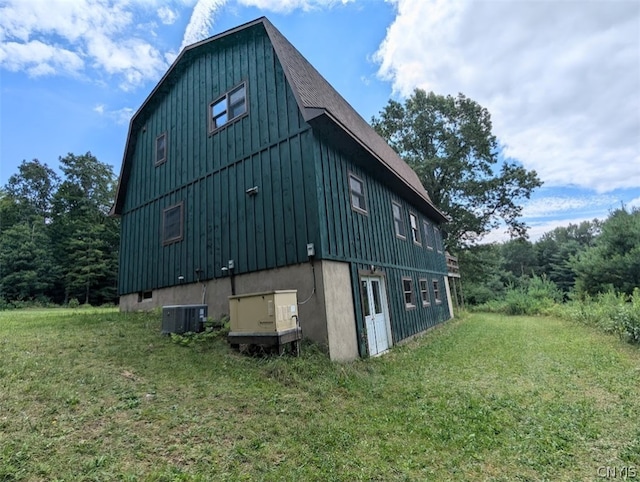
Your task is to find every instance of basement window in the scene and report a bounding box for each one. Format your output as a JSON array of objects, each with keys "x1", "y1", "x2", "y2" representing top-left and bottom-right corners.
[
  {"x1": 348, "y1": 172, "x2": 367, "y2": 214},
  {"x1": 392, "y1": 201, "x2": 406, "y2": 239},
  {"x1": 409, "y1": 212, "x2": 421, "y2": 245},
  {"x1": 433, "y1": 279, "x2": 442, "y2": 304},
  {"x1": 163, "y1": 202, "x2": 184, "y2": 245},
  {"x1": 155, "y1": 132, "x2": 167, "y2": 166},
  {"x1": 403, "y1": 277, "x2": 415, "y2": 309},
  {"x1": 210, "y1": 82, "x2": 247, "y2": 132},
  {"x1": 138, "y1": 290, "x2": 153, "y2": 302},
  {"x1": 419, "y1": 279, "x2": 430, "y2": 307}
]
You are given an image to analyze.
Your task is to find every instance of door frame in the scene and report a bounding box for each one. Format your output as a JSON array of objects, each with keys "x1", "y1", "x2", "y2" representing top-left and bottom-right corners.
[{"x1": 358, "y1": 271, "x2": 393, "y2": 356}]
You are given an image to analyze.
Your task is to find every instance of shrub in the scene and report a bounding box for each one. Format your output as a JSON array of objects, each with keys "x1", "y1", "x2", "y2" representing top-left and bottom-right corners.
[
  {"x1": 68, "y1": 298, "x2": 80, "y2": 309},
  {"x1": 557, "y1": 289, "x2": 640, "y2": 345},
  {"x1": 475, "y1": 275, "x2": 563, "y2": 316}
]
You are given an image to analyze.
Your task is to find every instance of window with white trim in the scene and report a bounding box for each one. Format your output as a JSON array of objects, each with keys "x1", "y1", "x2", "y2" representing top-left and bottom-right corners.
[
  {"x1": 419, "y1": 279, "x2": 430, "y2": 306},
  {"x1": 410, "y1": 212, "x2": 421, "y2": 245},
  {"x1": 349, "y1": 172, "x2": 367, "y2": 214},
  {"x1": 432, "y1": 279, "x2": 442, "y2": 304},
  {"x1": 210, "y1": 82, "x2": 247, "y2": 132},
  {"x1": 403, "y1": 277, "x2": 415, "y2": 308},
  {"x1": 392, "y1": 201, "x2": 406, "y2": 239},
  {"x1": 155, "y1": 133, "x2": 166, "y2": 166},
  {"x1": 163, "y1": 202, "x2": 184, "y2": 245}
]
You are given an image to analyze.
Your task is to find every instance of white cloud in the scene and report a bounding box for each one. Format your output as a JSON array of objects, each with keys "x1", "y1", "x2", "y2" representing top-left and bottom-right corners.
[
  {"x1": 375, "y1": 0, "x2": 640, "y2": 194},
  {"x1": 522, "y1": 195, "x2": 616, "y2": 218},
  {"x1": 94, "y1": 104, "x2": 136, "y2": 125},
  {"x1": 0, "y1": 40, "x2": 84, "y2": 77},
  {"x1": 158, "y1": 6, "x2": 179, "y2": 25},
  {"x1": 628, "y1": 197, "x2": 640, "y2": 210},
  {"x1": 0, "y1": 0, "x2": 169, "y2": 89},
  {"x1": 181, "y1": 0, "x2": 229, "y2": 51}
]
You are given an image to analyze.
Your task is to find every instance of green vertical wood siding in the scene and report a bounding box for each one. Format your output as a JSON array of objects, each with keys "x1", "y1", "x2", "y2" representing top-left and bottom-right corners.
[
  {"x1": 314, "y1": 133, "x2": 450, "y2": 351},
  {"x1": 118, "y1": 27, "x2": 318, "y2": 295}
]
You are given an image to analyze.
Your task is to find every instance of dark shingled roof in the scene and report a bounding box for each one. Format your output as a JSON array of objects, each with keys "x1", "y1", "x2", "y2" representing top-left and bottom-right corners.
[{"x1": 112, "y1": 17, "x2": 447, "y2": 223}]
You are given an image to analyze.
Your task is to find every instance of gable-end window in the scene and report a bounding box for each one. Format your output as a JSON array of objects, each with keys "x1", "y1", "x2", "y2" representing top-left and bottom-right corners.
[
  {"x1": 155, "y1": 133, "x2": 167, "y2": 166},
  {"x1": 349, "y1": 172, "x2": 367, "y2": 214},
  {"x1": 419, "y1": 279, "x2": 430, "y2": 307},
  {"x1": 434, "y1": 226, "x2": 443, "y2": 253},
  {"x1": 423, "y1": 220, "x2": 433, "y2": 249},
  {"x1": 410, "y1": 212, "x2": 421, "y2": 245},
  {"x1": 433, "y1": 279, "x2": 442, "y2": 304},
  {"x1": 163, "y1": 202, "x2": 184, "y2": 245},
  {"x1": 392, "y1": 201, "x2": 406, "y2": 239},
  {"x1": 402, "y1": 277, "x2": 415, "y2": 309},
  {"x1": 210, "y1": 82, "x2": 247, "y2": 132}
]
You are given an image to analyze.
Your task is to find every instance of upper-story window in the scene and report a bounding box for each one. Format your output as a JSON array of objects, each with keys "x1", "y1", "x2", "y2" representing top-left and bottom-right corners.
[
  {"x1": 163, "y1": 202, "x2": 184, "y2": 245},
  {"x1": 434, "y1": 226, "x2": 444, "y2": 253},
  {"x1": 210, "y1": 82, "x2": 247, "y2": 132},
  {"x1": 348, "y1": 172, "x2": 367, "y2": 214},
  {"x1": 423, "y1": 220, "x2": 433, "y2": 249},
  {"x1": 392, "y1": 201, "x2": 406, "y2": 239},
  {"x1": 155, "y1": 133, "x2": 167, "y2": 166},
  {"x1": 409, "y1": 212, "x2": 421, "y2": 245}
]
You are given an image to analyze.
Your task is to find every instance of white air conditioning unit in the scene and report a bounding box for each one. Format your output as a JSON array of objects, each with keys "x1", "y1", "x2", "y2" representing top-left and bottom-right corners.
[{"x1": 162, "y1": 304, "x2": 208, "y2": 335}]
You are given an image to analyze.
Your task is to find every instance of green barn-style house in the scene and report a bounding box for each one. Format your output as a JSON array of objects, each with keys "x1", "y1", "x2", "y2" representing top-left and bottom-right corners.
[{"x1": 112, "y1": 17, "x2": 452, "y2": 361}]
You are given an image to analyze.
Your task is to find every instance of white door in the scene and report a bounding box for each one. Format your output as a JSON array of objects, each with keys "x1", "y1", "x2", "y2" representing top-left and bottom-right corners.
[{"x1": 361, "y1": 276, "x2": 391, "y2": 356}]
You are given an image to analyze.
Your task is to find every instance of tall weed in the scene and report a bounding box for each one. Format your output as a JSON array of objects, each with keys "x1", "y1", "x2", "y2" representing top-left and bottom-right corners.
[
  {"x1": 558, "y1": 289, "x2": 640, "y2": 345},
  {"x1": 474, "y1": 275, "x2": 562, "y2": 316}
]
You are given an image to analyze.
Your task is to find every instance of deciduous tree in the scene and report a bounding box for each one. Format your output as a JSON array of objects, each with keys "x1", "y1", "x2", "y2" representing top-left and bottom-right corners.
[{"x1": 371, "y1": 89, "x2": 541, "y2": 249}]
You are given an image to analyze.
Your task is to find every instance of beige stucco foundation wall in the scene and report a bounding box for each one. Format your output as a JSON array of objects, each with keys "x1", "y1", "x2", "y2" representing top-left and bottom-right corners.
[
  {"x1": 318, "y1": 260, "x2": 359, "y2": 361},
  {"x1": 120, "y1": 260, "x2": 359, "y2": 360}
]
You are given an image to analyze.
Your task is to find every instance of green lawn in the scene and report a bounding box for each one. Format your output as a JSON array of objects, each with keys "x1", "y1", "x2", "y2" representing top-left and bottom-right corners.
[{"x1": 0, "y1": 309, "x2": 638, "y2": 481}]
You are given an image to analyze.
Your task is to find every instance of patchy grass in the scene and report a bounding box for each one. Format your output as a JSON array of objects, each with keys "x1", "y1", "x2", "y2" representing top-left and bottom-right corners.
[{"x1": 0, "y1": 308, "x2": 639, "y2": 480}]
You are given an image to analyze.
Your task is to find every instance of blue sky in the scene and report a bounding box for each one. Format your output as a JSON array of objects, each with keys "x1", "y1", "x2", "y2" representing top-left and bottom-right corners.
[{"x1": 1, "y1": 0, "x2": 639, "y2": 242}]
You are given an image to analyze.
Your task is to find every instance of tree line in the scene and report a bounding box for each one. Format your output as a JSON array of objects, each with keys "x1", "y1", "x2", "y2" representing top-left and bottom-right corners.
[
  {"x1": 0, "y1": 153, "x2": 119, "y2": 306},
  {"x1": 458, "y1": 208, "x2": 640, "y2": 305}
]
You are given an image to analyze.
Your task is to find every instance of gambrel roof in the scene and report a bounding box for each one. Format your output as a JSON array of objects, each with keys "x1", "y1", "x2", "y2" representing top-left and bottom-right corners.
[{"x1": 112, "y1": 17, "x2": 447, "y2": 223}]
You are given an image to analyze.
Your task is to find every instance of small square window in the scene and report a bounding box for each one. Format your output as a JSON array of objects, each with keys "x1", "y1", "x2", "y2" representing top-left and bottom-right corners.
[
  {"x1": 155, "y1": 133, "x2": 166, "y2": 165},
  {"x1": 392, "y1": 201, "x2": 406, "y2": 239},
  {"x1": 403, "y1": 277, "x2": 415, "y2": 308},
  {"x1": 210, "y1": 82, "x2": 247, "y2": 132},
  {"x1": 163, "y1": 203, "x2": 183, "y2": 245},
  {"x1": 410, "y1": 213, "x2": 421, "y2": 245},
  {"x1": 138, "y1": 290, "x2": 153, "y2": 302},
  {"x1": 419, "y1": 279, "x2": 430, "y2": 306},
  {"x1": 423, "y1": 220, "x2": 433, "y2": 249},
  {"x1": 349, "y1": 173, "x2": 367, "y2": 214},
  {"x1": 433, "y1": 279, "x2": 442, "y2": 304}
]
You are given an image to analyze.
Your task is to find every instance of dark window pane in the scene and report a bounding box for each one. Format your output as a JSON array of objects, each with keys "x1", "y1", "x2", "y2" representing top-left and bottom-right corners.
[
  {"x1": 371, "y1": 280, "x2": 382, "y2": 314},
  {"x1": 361, "y1": 280, "x2": 371, "y2": 316},
  {"x1": 164, "y1": 205, "x2": 182, "y2": 242}
]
